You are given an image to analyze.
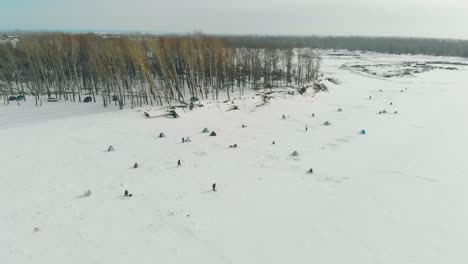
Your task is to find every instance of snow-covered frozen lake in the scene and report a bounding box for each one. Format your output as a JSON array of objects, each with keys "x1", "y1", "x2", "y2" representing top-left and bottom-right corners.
[{"x1": 2, "y1": 52, "x2": 468, "y2": 264}]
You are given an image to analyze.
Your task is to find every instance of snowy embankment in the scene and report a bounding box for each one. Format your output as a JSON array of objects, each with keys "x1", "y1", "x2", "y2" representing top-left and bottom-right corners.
[{"x1": 2, "y1": 52, "x2": 468, "y2": 264}]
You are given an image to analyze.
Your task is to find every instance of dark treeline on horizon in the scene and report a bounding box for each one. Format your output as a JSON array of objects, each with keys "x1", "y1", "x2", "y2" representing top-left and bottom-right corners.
[
  {"x1": 0, "y1": 33, "x2": 320, "y2": 107},
  {"x1": 218, "y1": 35, "x2": 468, "y2": 58}
]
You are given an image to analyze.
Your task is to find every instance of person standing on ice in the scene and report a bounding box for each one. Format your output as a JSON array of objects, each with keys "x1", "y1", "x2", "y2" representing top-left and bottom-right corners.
[
  {"x1": 305, "y1": 125, "x2": 308, "y2": 132},
  {"x1": 212, "y1": 183, "x2": 217, "y2": 192},
  {"x1": 177, "y1": 160, "x2": 181, "y2": 167}
]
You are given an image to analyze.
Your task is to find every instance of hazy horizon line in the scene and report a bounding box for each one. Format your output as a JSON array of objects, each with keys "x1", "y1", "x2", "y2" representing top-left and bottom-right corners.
[{"x1": 2, "y1": 28, "x2": 468, "y2": 41}]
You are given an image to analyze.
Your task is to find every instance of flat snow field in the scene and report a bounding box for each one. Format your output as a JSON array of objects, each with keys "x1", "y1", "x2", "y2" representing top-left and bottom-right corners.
[{"x1": 2, "y1": 53, "x2": 468, "y2": 264}]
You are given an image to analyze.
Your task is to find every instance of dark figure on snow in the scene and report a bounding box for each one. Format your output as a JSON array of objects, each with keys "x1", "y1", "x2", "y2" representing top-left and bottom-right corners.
[
  {"x1": 182, "y1": 137, "x2": 185, "y2": 143},
  {"x1": 390, "y1": 102, "x2": 393, "y2": 105},
  {"x1": 305, "y1": 125, "x2": 308, "y2": 132},
  {"x1": 124, "y1": 190, "x2": 132, "y2": 197},
  {"x1": 369, "y1": 96, "x2": 372, "y2": 99},
  {"x1": 133, "y1": 162, "x2": 139, "y2": 169},
  {"x1": 242, "y1": 124, "x2": 246, "y2": 128},
  {"x1": 380, "y1": 89, "x2": 383, "y2": 92},
  {"x1": 233, "y1": 144, "x2": 238, "y2": 148},
  {"x1": 144, "y1": 112, "x2": 150, "y2": 118},
  {"x1": 307, "y1": 168, "x2": 314, "y2": 174},
  {"x1": 312, "y1": 113, "x2": 315, "y2": 117},
  {"x1": 177, "y1": 160, "x2": 181, "y2": 167},
  {"x1": 272, "y1": 141, "x2": 276, "y2": 145},
  {"x1": 282, "y1": 115, "x2": 286, "y2": 119},
  {"x1": 212, "y1": 183, "x2": 217, "y2": 192}
]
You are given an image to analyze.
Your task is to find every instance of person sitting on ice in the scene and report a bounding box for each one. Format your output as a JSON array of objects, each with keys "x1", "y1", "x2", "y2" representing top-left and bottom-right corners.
[
  {"x1": 282, "y1": 115, "x2": 286, "y2": 119},
  {"x1": 307, "y1": 168, "x2": 314, "y2": 174},
  {"x1": 133, "y1": 162, "x2": 138, "y2": 169},
  {"x1": 144, "y1": 112, "x2": 150, "y2": 118},
  {"x1": 177, "y1": 160, "x2": 182, "y2": 167},
  {"x1": 124, "y1": 190, "x2": 133, "y2": 197}
]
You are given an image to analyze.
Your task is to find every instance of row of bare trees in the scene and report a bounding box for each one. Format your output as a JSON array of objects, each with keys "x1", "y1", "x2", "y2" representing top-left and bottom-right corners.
[{"x1": 0, "y1": 34, "x2": 321, "y2": 107}]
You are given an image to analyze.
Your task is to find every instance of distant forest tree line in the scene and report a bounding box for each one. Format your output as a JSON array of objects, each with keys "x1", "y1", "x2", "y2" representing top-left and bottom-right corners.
[
  {"x1": 0, "y1": 34, "x2": 320, "y2": 107},
  {"x1": 219, "y1": 36, "x2": 468, "y2": 58}
]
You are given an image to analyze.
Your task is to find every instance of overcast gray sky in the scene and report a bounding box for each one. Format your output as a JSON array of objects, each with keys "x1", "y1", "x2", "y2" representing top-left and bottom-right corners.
[{"x1": 2, "y1": 0, "x2": 468, "y2": 39}]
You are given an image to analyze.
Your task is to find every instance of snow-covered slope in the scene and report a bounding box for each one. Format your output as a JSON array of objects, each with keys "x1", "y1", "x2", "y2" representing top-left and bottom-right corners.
[{"x1": 2, "y1": 52, "x2": 468, "y2": 264}]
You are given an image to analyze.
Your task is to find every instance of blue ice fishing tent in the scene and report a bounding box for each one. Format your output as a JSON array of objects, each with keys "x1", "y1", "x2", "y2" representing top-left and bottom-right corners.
[
  {"x1": 159, "y1": 132, "x2": 166, "y2": 138},
  {"x1": 360, "y1": 129, "x2": 366, "y2": 135}
]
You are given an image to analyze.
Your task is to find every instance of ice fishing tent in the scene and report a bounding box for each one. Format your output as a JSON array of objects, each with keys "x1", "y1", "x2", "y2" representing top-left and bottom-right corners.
[
  {"x1": 108, "y1": 145, "x2": 115, "y2": 152},
  {"x1": 210, "y1": 131, "x2": 217, "y2": 136},
  {"x1": 185, "y1": 137, "x2": 192, "y2": 142},
  {"x1": 323, "y1": 121, "x2": 332, "y2": 126},
  {"x1": 202, "y1": 128, "x2": 210, "y2": 133},
  {"x1": 337, "y1": 108, "x2": 343, "y2": 112},
  {"x1": 291, "y1": 151, "x2": 299, "y2": 157},
  {"x1": 360, "y1": 129, "x2": 366, "y2": 135},
  {"x1": 159, "y1": 132, "x2": 166, "y2": 138}
]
